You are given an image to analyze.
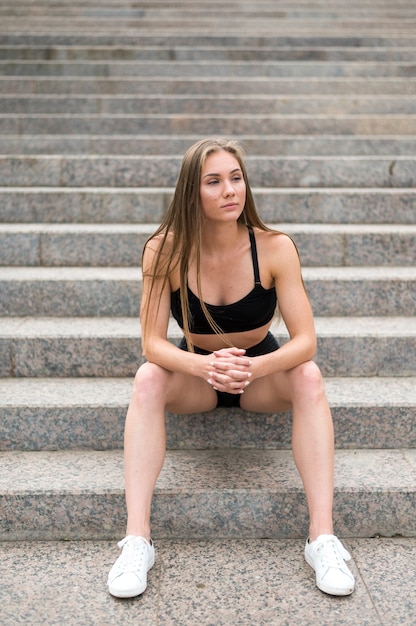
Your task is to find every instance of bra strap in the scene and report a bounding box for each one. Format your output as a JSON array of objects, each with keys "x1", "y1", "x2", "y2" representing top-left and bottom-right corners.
[{"x1": 247, "y1": 226, "x2": 261, "y2": 285}]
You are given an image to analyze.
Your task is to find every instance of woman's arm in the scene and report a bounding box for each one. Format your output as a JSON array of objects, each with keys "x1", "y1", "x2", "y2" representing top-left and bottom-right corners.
[
  {"x1": 251, "y1": 231, "x2": 317, "y2": 379},
  {"x1": 140, "y1": 237, "x2": 204, "y2": 377}
]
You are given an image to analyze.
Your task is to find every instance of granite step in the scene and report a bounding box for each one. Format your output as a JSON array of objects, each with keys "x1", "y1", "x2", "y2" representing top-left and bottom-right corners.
[
  {"x1": 2, "y1": 45, "x2": 416, "y2": 63},
  {"x1": 6, "y1": 7, "x2": 413, "y2": 19},
  {"x1": 2, "y1": 18, "x2": 416, "y2": 36},
  {"x1": 2, "y1": 94, "x2": 416, "y2": 115},
  {"x1": 2, "y1": 0, "x2": 414, "y2": 6},
  {"x1": 2, "y1": 223, "x2": 416, "y2": 267},
  {"x1": 2, "y1": 3, "x2": 415, "y2": 19},
  {"x1": 2, "y1": 77, "x2": 415, "y2": 96},
  {"x1": 9, "y1": 265, "x2": 416, "y2": 314},
  {"x1": 3, "y1": 115, "x2": 416, "y2": 137},
  {"x1": 2, "y1": 1, "x2": 414, "y2": 6},
  {"x1": 0, "y1": 267, "x2": 142, "y2": 317},
  {"x1": 1, "y1": 447, "x2": 415, "y2": 540},
  {"x1": 2, "y1": 135, "x2": 416, "y2": 156},
  {"x1": 1, "y1": 155, "x2": 415, "y2": 188},
  {"x1": 1, "y1": 267, "x2": 416, "y2": 317},
  {"x1": 1, "y1": 187, "x2": 415, "y2": 224},
  {"x1": 1, "y1": 316, "x2": 415, "y2": 377},
  {"x1": 0, "y1": 537, "x2": 414, "y2": 626},
  {"x1": 1, "y1": 376, "x2": 415, "y2": 451},
  {"x1": 2, "y1": 33, "x2": 416, "y2": 48},
  {"x1": 2, "y1": 14, "x2": 416, "y2": 31},
  {"x1": 2, "y1": 60, "x2": 416, "y2": 78}
]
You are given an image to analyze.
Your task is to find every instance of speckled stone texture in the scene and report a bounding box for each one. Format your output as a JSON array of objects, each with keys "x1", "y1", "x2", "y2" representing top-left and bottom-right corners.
[
  {"x1": 1, "y1": 266, "x2": 416, "y2": 317},
  {"x1": 3, "y1": 58, "x2": 416, "y2": 79},
  {"x1": 1, "y1": 189, "x2": 416, "y2": 225},
  {"x1": 2, "y1": 223, "x2": 416, "y2": 267},
  {"x1": 0, "y1": 538, "x2": 415, "y2": 625},
  {"x1": 3, "y1": 136, "x2": 416, "y2": 158},
  {"x1": 1, "y1": 449, "x2": 415, "y2": 541},
  {"x1": 303, "y1": 267, "x2": 416, "y2": 316},
  {"x1": 0, "y1": 188, "x2": 171, "y2": 224},
  {"x1": 2, "y1": 74, "x2": 415, "y2": 97},
  {"x1": 1, "y1": 376, "x2": 416, "y2": 451},
  {"x1": 0, "y1": 224, "x2": 150, "y2": 267},
  {"x1": 1, "y1": 317, "x2": 415, "y2": 377},
  {"x1": 3, "y1": 47, "x2": 416, "y2": 63},
  {"x1": 3, "y1": 94, "x2": 416, "y2": 115},
  {"x1": 0, "y1": 267, "x2": 141, "y2": 316},
  {"x1": 2, "y1": 155, "x2": 416, "y2": 187}
]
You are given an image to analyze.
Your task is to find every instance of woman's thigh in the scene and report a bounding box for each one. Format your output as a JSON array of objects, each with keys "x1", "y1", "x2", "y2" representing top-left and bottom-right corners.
[
  {"x1": 239, "y1": 361, "x2": 324, "y2": 414},
  {"x1": 240, "y1": 370, "x2": 293, "y2": 413},
  {"x1": 136, "y1": 361, "x2": 218, "y2": 414}
]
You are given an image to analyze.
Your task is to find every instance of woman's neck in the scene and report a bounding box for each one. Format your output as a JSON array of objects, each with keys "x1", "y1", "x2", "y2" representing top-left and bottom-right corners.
[{"x1": 200, "y1": 221, "x2": 246, "y2": 256}]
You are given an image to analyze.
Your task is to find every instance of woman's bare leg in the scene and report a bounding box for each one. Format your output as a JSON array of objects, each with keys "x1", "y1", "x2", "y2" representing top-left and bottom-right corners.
[
  {"x1": 123, "y1": 364, "x2": 166, "y2": 540},
  {"x1": 289, "y1": 362, "x2": 334, "y2": 540},
  {"x1": 123, "y1": 361, "x2": 217, "y2": 540},
  {"x1": 241, "y1": 360, "x2": 354, "y2": 596},
  {"x1": 241, "y1": 360, "x2": 334, "y2": 541}
]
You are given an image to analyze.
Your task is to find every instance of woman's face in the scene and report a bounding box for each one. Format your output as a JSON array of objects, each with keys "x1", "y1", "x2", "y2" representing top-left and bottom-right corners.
[{"x1": 199, "y1": 150, "x2": 246, "y2": 223}]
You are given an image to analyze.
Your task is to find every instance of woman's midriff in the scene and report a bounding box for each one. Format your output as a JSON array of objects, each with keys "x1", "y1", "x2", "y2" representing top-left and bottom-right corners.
[{"x1": 188, "y1": 321, "x2": 272, "y2": 352}]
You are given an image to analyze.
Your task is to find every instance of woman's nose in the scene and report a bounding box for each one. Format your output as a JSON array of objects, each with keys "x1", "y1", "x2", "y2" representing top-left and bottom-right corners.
[{"x1": 223, "y1": 180, "x2": 235, "y2": 195}]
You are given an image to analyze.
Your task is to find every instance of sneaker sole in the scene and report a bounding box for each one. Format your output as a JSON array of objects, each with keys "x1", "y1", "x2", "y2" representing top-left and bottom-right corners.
[{"x1": 108, "y1": 584, "x2": 146, "y2": 598}]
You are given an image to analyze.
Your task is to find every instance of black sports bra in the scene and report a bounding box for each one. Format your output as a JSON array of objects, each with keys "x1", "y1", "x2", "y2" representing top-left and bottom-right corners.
[{"x1": 170, "y1": 226, "x2": 277, "y2": 334}]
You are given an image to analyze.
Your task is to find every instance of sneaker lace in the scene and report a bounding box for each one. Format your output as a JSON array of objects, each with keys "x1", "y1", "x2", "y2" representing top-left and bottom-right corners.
[
  {"x1": 317, "y1": 537, "x2": 351, "y2": 570},
  {"x1": 114, "y1": 536, "x2": 147, "y2": 576}
]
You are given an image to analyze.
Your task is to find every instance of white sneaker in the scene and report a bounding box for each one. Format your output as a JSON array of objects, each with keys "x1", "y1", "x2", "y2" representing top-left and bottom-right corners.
[
  {"x1": 108, "y1": 535, "x2": 155, "y2": 598},
  {"x1": 304, "y1": 534, "x2": 355, "y2": 596}
]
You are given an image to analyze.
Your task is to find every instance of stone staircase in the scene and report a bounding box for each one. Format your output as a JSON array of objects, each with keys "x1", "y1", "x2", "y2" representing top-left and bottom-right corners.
[{"x1": 1, "y1": 0, "x2": 416, "y2": 545}]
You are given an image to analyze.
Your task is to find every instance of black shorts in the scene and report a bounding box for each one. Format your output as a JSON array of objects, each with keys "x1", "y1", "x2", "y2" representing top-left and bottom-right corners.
[{"x1": 178, "y1": 331, "x2": 280, "y2": 408}]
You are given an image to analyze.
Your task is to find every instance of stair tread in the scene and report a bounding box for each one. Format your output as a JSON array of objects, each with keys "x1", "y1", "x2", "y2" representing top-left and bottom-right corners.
[
  {"x1": 3, "y1": 77, "x2": 415, "y2": 98},
  {"x1": 1, "y1": 375, "x2": 415, "y2": 407},
  {"x1": 1, "y1": 445, "x2": 415, "y2": 543},
  {"x1": 2, "y1": 154, "x2": 415, "y2": 189},
  {"x1": 2, "y1": 187, "x2": 415, "y2": 230},
  {"x1": 1, "y1": 375, "x2": 415, "y2": 451},
  {"x1": 2, "y1": 265, "x2": 416, "y2": 279},
  {"x1": 0, "y1": 538, "x2": 414, "y2": 626},
  {"x1": 2, "y1": 136, "x2": 416, "y2": 157},
  {"x1": 2, "y1": 222, "x2": 415, "y2": 234},
  {"x1": 1, "y1": 315, "x2": 416, "y2": 337},
  {"x1": 1, "y1": 448, "x2": 415, "y2": 494}
]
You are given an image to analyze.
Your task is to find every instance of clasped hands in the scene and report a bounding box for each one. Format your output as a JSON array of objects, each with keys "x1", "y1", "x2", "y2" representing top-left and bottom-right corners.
[{"x1": 207, "y1": 347, "x2": 253, "y2": 395}]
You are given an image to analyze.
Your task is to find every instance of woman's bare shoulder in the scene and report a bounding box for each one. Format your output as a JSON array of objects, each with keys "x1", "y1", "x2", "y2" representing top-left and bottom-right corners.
[
  {"x1": 142, "y1": 231, "x2": 179, "y2": 281},
  {"x1": 144, "y1": 230, "x2": 174, "y2": 253},
  {"x1": 254, "y1": 227, "x2": 296, "y2": 255},
  {"x1": 254, "y1": 228, "x2": 301, "y2": 283}
]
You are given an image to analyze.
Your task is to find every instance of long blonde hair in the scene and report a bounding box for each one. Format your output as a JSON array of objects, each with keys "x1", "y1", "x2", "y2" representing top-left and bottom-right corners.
[{"x1": 142, "y1": 137, "x2": 272, "y2": 351}]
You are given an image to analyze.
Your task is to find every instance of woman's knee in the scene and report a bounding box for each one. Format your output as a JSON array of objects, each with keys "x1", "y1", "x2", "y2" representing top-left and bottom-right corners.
[
  {"x1": 289, "y1": 361, "x2": 325, "y2": 400},
  {"x1": 132, "y1": 362, "x2": 170, "y2": 401}
]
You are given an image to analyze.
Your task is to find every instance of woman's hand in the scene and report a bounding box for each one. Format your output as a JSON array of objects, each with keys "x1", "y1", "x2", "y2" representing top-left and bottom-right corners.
[{"x1": 207, "y1": 347, "x2": 253, "y2": 395}]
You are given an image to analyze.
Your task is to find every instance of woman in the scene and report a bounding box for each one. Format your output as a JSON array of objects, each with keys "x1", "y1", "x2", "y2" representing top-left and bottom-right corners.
[{"x1": 107, "y1": 138, "x2": 355, "y2": 598}]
